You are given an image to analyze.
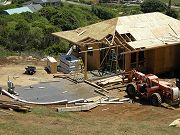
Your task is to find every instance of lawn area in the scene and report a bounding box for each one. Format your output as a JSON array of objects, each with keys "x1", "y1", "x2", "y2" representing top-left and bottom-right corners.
[{"x1": 0, "y1": 104, "x2": 179, "y2": 135}]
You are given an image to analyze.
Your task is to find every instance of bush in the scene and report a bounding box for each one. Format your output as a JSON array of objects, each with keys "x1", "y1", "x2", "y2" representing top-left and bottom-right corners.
[
  {"x1": 166, "y1": 9, "x2": 179, "y2": 19},
  {"x1": 0, "y1": 46, "x2": 15, "y2": 57},
  {"x1": 92, "y1": 5, "x2": 116, "y2": 20},
  {"x1": 141, "y1": 0, "x2": 167, "y2": 13},
  {"x1": 45, "y1": 41, "x2": 69, "y2": 55},
  {"x1": 79, "y1": 0, "x2": 94, "y2": 5}
]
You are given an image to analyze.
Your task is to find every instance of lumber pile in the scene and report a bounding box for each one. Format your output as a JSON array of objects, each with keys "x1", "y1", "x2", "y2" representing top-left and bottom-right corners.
[
  {"x1": 96, "y1": 75, "x2": 123, "y2": 87},
  {"x1": 59, "y1": 54, "x2": 81, "y2": 74},
  {"x1": 57, "y1": 97, "x2": 130, "y2": 112},
  {"x1": 0, "y1": 101, "x2": 31, "y2": 113}
]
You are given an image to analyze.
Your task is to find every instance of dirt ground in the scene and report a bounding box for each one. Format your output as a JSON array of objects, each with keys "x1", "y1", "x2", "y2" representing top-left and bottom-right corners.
[
  {"x1": 0, "y1": 56, "x2": 179, "y2": 135},
  {"x1": 0, "y1": 56, "x2": 54, "y2": 88}
]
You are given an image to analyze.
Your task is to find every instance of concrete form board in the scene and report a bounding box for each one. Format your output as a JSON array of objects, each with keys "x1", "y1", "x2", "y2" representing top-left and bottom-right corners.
[
  {"x1": 57, "y1": 103, "x2": 98, "y2": 112},
  {"x1": 16, "y1": 79, "x2": 99, "y2": 103}
]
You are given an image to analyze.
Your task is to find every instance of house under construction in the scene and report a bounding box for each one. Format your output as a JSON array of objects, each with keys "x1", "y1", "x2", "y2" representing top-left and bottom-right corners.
[{"x1": 53, "y1": 12, "x2": 180, "y2": 74}]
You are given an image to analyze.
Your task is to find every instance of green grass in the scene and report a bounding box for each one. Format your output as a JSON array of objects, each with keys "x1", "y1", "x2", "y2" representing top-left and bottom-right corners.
[
  {"x1": 0, "y1": 47, "x2": 16, "y2": 57},
  {"x1": 0, "y1": 106, "x2": 180, "y2": 135}
]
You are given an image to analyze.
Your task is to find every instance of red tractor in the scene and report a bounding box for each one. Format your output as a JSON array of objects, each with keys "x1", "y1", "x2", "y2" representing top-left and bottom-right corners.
[{"x1": 125, "y1": 70, "x2": 180, "y2": 106}]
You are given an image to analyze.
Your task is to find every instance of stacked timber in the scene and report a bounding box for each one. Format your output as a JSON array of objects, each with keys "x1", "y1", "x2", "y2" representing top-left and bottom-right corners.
[
  {"x1": 96, "y1": 75, "x2": 123, "y2": 87},
  {"x1": 59, "y1": 54, "x2": 81, "y2": 74},
  {"x1": 0, "y1": 101, "x2": 31, "y2": 112}
]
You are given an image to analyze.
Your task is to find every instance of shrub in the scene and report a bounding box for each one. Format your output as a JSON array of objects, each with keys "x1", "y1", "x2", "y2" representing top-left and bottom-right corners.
[
  {"x1": 141, "y1": 0, "x2": 167, "y2": 13},
  {"x1": 92, "y1": 5, "x2": 116, "y2": 20},
  {"x1": 45, "y1": 41, "x2": 69, "y2": 55}
]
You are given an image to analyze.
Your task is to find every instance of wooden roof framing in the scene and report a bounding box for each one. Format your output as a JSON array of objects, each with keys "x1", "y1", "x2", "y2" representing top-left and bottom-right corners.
[{"x1": 52, "y1": 12, "x2": 180, "y2": 54}]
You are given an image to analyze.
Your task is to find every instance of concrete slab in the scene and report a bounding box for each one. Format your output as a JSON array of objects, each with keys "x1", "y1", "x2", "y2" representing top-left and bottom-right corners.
[{"x1": 15, "y1": 79, "x2": 100, "y2": 103}]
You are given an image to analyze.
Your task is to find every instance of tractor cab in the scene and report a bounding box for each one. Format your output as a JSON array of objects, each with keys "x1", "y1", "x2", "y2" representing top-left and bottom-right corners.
[
  {"x1": 146, "y1": 74, "x2": 159, "y2": 87},
  {"x1": 137, "y1": 75, "x2": 159, "y2": 97}
]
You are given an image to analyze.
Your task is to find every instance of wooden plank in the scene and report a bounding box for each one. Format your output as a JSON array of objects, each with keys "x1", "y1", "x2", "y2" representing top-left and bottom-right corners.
[
  {"x1": 0, "y1": 102, "x2": 31, "y2": 112},
  {"x1": 96, "y1": 75, "x2": 123, "y2": 87},
  {"x1": 68, "y1": 99, "x2": 85, "y2": 104},
  {"x1": 98, "y1": 101, "x2": 124, "y2": 104},
  {"x1": 84, "y1": 80, "x2": 109, "y2": 93},
  {"x1": 109, "y1": 98, "x2": 119, "y2": 102},
  {"x1": 94, "y1": 89, "x2": 109, "y2": 97},
  {"x1": 57, "y1": 103, "x2": 98, "y2": 112}
]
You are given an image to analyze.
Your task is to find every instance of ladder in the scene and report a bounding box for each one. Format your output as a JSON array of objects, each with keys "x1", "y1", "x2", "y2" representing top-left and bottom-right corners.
[{"x1": 107, "y1": 49, "x2": 119, "y2": 73}]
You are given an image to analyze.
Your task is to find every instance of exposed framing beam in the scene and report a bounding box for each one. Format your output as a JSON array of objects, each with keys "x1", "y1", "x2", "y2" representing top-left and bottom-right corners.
[
  {"x1": 120, "y1": 42, "x2": 180, "y2": 55},
  {"x1": 124, "y1": 34, "x2": 132, "y2": 42},
  {"x1": 80, "y1": 38, "x2": 96, "y2": 44},
  {"x1": 114, "y1": 36, "x2": 131, "y2": 51},
  {"x1": 81, "y1": 42, "x2": 103, "y2": 46},
  {"x1": 79, "y1": 45, "x2": 124, "y2": 53}
]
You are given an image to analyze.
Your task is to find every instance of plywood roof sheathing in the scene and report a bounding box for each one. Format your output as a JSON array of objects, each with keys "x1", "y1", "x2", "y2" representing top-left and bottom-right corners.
[{"x1": 53, "y1": 12, "x2": 180, "y2": 51}]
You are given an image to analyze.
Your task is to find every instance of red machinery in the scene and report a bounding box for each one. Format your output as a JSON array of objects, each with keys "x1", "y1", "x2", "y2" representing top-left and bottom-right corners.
[{"x1": 125, "y1": 70, "x2": 180, "y2": 106}]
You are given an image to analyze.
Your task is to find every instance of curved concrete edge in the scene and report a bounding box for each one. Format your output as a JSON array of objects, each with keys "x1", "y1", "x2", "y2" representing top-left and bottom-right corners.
[{"x1": 2, "y1": 89, "x2": 68, "y2": 105}]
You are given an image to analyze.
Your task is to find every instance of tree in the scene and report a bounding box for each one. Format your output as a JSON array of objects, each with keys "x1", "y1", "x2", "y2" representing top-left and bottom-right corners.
[
  {"x1": 12, "y1": 0, "x2": 29, "y2": 4},
  {"x1": 166, "y1": 9, "x2": 179, "y2": 19},
  {"x1": 92, "y1": 5, "x2": 115, "y2": 20},
  {"x1": 45, "y1": 41, "x2": 69, "y2": 55},
  {"x1": 50, "y1": 9, "x2": 81, "y2": 30},
  {"x1": 141, "y1": 0, "x2": 167, "y2": 13},
  {"x1": 165, "y1": 0, "x2": 179, "y2": 19},
  {"x1": 39, "y1": 6, "x2": 58, "y2": 21},
  {"x1": 14, "y1": 20, "x2": 30, "y2": 51}
]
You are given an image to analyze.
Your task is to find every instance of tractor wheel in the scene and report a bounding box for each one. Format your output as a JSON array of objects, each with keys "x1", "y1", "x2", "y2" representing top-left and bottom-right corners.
[
  {"x1": 126, "y1": 83, "x2": 137, "y2": 99},
  {"x1": 151, "y1": 93, "x2": 162, "y2": 107}
]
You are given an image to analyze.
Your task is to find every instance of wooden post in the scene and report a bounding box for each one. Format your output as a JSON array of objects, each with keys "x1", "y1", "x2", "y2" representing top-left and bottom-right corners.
[
  {"x1": 84, "y1": 48, "x2": 88, "y2": 80},
  {"x1": 125, "y1": 53, "x2": 131, "y2": 71},
  {"x1": 122, "y1": 48, "x2": 125, "y2": 70},
  {"x1": 136, "y1": 52, "x2": 139, "y2": 68},
  {"x1": 116, "y1": 46, "x2": 118, "y2": 74}
]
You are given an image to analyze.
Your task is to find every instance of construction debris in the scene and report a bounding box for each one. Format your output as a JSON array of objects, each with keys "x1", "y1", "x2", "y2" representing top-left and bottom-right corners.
[
  {"x1": 67, "y1": 98, "x2": 85, "y2": 104},
  {"x1": 0, "y1": 101, "x2": 31, "y2": 113},
  {"x1": 98, "y1": 101, "x2": 124, "y2": 104},
  {"x1": 53, "y1": 73, "x2": 70, "y2": 78},
  {"x1": 94, "y1": 89, "x2": 109, "y2": 97},
  {"x1": 169, "y1": 119, "x2": 180, "y2": 127},
  {"x1": 84, "y1": 80, "x2": 109, "y2": 93},
  {"x1": 75, "y1": 97, "x2": 129, "y2": 106},
  {"x1": 57, "y1": 103, "x2": 98, "y2": 112},
  {"x1": 96, "y1": 75, "x2": 123, "y2": 87}
]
